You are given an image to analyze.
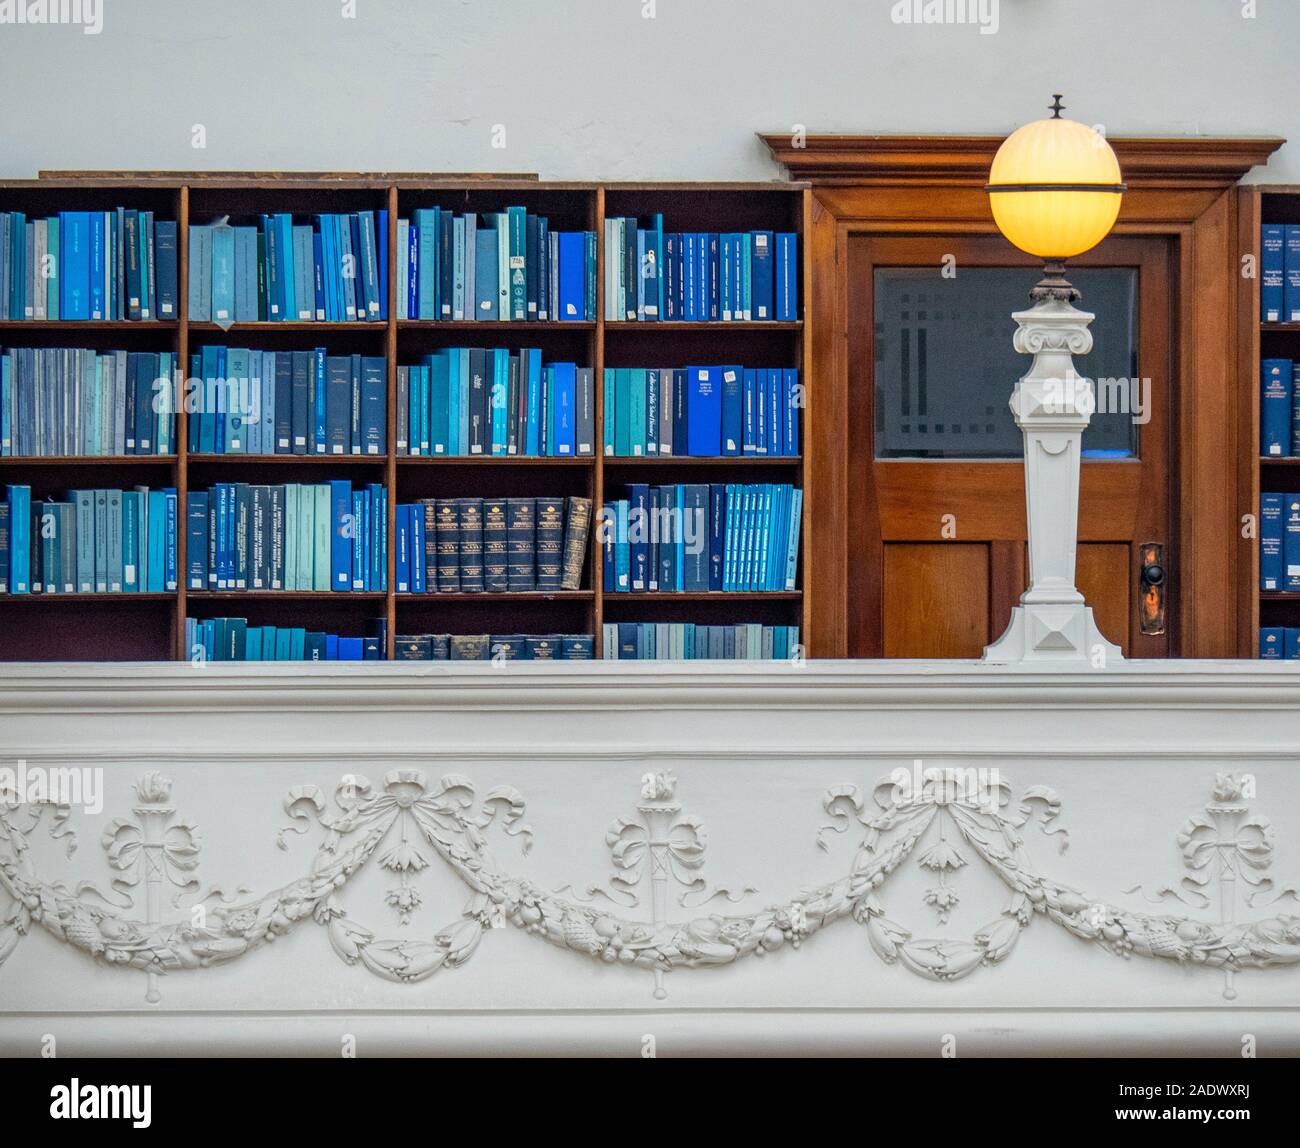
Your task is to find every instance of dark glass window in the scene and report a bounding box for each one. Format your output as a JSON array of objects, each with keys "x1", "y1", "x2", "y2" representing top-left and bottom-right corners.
[{"x1": 874, "y1": 267, "x2": 1140, "y2": 459}]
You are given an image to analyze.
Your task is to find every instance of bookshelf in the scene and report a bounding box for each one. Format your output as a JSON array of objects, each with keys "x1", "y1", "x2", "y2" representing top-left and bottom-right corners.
[
  {"x1": 1240, "y1": 185, "x2": 1300, "y2": 656},
  {"x1": 0, "y1": 175, "x2": 810, "y2": 661}
]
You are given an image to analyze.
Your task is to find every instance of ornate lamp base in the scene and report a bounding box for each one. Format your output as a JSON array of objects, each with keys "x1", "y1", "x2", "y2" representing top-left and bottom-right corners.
[
  {"x1": 983, "y1": 602, "x2": 1122, "y2": 665},
  {"x1": 981, "y1": 272, "x2": 1125, "y2": 667}
]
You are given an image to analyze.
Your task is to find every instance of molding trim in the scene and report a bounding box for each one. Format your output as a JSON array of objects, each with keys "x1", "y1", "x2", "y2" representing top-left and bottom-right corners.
[
  {"x1": 758, "y1": 133, "x2": 1286, "y2": 186},
  {"x1": 3, "y1": 661, "x2": 1300, "y2": 714}
]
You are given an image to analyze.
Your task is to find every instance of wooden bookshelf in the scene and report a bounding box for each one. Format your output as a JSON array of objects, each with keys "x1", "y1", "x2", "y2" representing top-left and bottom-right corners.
[
  {"x1": 1239, "y1": 185, "x2": 1300, "y2": 655},
  {"x1": 0, "y1": 176, "x2": 810, "y2": 661}
]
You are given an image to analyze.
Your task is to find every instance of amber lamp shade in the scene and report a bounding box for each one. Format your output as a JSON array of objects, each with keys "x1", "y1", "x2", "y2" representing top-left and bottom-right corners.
[{"x1": 987, "y1": 115, "x2": 1125, "y2": 260}]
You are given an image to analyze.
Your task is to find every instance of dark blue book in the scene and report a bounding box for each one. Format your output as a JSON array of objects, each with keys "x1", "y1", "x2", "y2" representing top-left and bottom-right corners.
[
  {"x1": 506, "y1": 497, "x2": 534, "y2": 591},
  {"x1": 751, "y1": 230, "x2": 774, "y2": 321},
  {"x1": 274, "y1": 353, "x2": 293, "y2": 453},
  {"x1": 312, "y1": 348, "x2": 328, "y2": 455},
  {"x1": 709, "y1": 483, "x2": 726, "y2": 590},
  {"x1": 784, "y1": 368, "x2": 800, "y2": 456},
  {"x1": 775, "y1": 232, "x2": 798, "y2": 322},
  {"x1": 1261, "y1": 627, "x2": 1285, "y2": 659},
  {"x1": 1286, "y1": 227, "x2": 1300, "y2": 324},
  {"x1": 1263, "y1": 224, "x2": 1285, "y2": 323},
  {"x1": 1286, "y1": 493, "x2": 1300, "y2": 591},
  {"x1": 312, "y1": 230, "x2": 326, "y2": 321},
  {"x1": 720, "y1": 365, "x2": 742, "y2": 456},
  {"x1": 1288, "y1": 628, "x2": 1300, "y2": 660},
  {"x1": 89, "y1": 213, "x2": 106, "y2": 319},
  {"x1": 685, "y1": 365, "x2": 722, "y2": 456},
  {"x1": 325, "y1": 356, "x2": 350, "y2": 455},
  {"x1": 767, "y1": 368, "x2": 782, "y2": 455},
  {"x1": 707, "y1": 233, "x2": 720, "y2": 320},
  {"x1": 376, "y1": 210, "x2": 389, "y2": 322},
  {"x1": 361, "y1": 356, "x2": 385, "y2": 455},
  {"x1": 395, "y1": 503, "x2": 411, "y2": 593}
]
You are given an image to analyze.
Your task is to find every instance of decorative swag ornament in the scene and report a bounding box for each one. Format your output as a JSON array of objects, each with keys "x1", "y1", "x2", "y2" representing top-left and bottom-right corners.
[{"x1": 3, "y1": 762, "x2": 1299, "y2": 1003}]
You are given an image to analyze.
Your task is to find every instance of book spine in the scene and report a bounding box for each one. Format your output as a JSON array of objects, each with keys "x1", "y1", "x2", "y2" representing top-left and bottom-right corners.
[
  {"x1": 1263, "y1": 224, "x2": 1285, "y2": 322},
  {"x1": 505, "y1": 497, "x2": 534, "y2": 591},
  {"x1": 482, "y1": 499, "x2": 508, "y2": 592},
  {"x1": 535, "y1": 496, "x2": 565, "y2": 591},
  {"x1": 458, "y1": 497, "x2": 485, "y2": 591},
  {"x1": 560, "y1": 496, "x2": 591, "y2": 591}
]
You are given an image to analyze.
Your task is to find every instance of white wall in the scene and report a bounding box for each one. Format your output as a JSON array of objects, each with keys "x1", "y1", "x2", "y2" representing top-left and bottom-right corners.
[{"x1": 0, "y1": 0, "x2": 1295, "y2": 183}]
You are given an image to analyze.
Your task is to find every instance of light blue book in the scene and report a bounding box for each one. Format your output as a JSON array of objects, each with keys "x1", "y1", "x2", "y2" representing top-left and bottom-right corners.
[{"x1": 491, "y1": 348, "x2": 509, "y2": 455}]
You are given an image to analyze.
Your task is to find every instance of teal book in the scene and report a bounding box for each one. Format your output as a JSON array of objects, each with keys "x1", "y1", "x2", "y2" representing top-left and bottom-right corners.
[
  {"x1": 507, "y1": 206, "x2": 527, "y2": 319},
  {"x1": 491, "y1": 348, "x2": 509, "y2": 456},
  {"x1": 630, "y1": 369, "x2": 647, "y2": 456},
  {"x1": 430, "y1": 353, "x2": 450, "y2": 454},
  {"x1": 614, "y1": 368, "x2": 632, "y2": 456},
  {"x1": 603, "y1": 369, "x2": 615, "y2": 456}
]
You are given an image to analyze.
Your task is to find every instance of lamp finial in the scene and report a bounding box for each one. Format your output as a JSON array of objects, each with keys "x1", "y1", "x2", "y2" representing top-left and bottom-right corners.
[{"x1": 1049, "y1": 94, "x2": 1065, "y2": 119}]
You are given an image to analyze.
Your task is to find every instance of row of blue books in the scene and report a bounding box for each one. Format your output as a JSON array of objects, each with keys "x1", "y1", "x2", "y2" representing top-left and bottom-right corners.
[
  {"x1": 1, "y1": 347, "x2": 175, "y2": 457},
  {"x1": 1261, "y1": 225, "x2": 1300, "y2": 324},
  {"x1": 1260, "y1": 628, "x2": 1300, "y2": 658},
  {"x1": 602, "y1": 622, "x2": 800, "y2": 660},
  {"x1": 188, "y1": 212, "x2": 387, "y2": 324},
  {"x1": 0, "y1": 484, "x2": 177, "y2": 594},
  {"x1": 188, "y1": 482, "x2": 387, "y2": 592},
  {"x1": 603, "y1": 365, "x2": 800, "y2": 457},
  {"x1": 1259, "y1": 492, "x2": 1300, "y2": 590},
  {"x1": 185, "y1": 346, "x2": 386, "y2": 456},
  {"x1": 1260, "y1": 359, "x2": 1300, "y2": 456},
  {"x1": 1, "y1": 209, "x2": 176, "y2": 322},
  {"x1": 601, "y1": 483, "x2": 802, "y2": 593},
  {"x1": 398, "y1": 349, "x2": 592, "y2": 457},
  {"x1": 396, "y1": 633, "x2": 594, "y2": 660},
  {"x1": 398, "y1": 209, "x2": 595, "y2": 322},
  {"x1": 188, "y1": 617, "x2": 388, "y2": 661},
  {"x1": 603, "y1": 217, "x2": 798, "y2": 322},
  {"x1": 396, "y1": 495, "x2": 591, "y2": 594}
]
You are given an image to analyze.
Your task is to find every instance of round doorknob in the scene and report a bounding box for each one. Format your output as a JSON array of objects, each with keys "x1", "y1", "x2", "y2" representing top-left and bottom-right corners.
[{"x1": 1142, "y1": 563, "x2": 1166, "y2": 587}]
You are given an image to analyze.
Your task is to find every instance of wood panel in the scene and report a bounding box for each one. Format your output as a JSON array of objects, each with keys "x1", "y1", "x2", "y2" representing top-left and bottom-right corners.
[
  {"x1": 882, "y1": 543, "x2": 988, "y2": 658},
  {"x1": 1077, "y1": 543, "x2": 1132, "y2": 656}
]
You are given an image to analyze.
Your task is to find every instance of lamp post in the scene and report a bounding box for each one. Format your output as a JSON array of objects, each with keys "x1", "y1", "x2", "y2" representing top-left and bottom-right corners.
[{"x1": 981, "y1": 96, "x2": 1126, "y2": 666}]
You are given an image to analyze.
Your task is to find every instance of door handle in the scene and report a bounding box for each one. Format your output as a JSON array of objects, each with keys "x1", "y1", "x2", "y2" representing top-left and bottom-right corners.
[{"x1": 1139, "y1": 542, "x2": 1166, "y2": 636}]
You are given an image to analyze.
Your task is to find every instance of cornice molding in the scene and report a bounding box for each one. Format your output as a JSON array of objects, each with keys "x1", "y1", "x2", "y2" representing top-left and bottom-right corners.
[
  {"x1": 2, "y1": 660, "x2": 1300, "y2": 714},
  {"x1": 759, "y1": 133, "x2": 1286, "y2": 187}
]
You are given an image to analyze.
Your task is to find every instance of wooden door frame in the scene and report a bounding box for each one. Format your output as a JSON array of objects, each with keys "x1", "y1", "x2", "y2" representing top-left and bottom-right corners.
[
  {"x1": 849, "y1": 233, "x2": 1170, "y2": 658},
  {"x1": 761, "y1": 133, "x2": 1284, "y2": 657}
]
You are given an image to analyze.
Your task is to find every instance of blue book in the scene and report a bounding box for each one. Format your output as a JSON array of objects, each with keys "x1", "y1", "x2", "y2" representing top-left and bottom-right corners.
[
  {"x1": 775, "y1": 233, "x2": 798, "y2": 322},
  {"x1": 683, "y1": 233, "x2": 697, "y2": 322},
  {"x1": 751, "y1": 230, "x2": 774, "y2": 321},
  {"x1": 276, "y1": 214, "x2": 296, "y2": 322},
  {"x1": 339, "y1": 637, "x2": 363, "y2": 661},
  {"x1": 1262, "y1": 492, "x2": 1284, "y2": 588},
  {"x1": 414, "y1": 208, "x2": 437, "y2": 320},
  {"x1": 405, "y1": 216, "x2": 419, "y2": 320},
  {"x1": 742, "y1": 369, "x2": 758, "y2": 454},
  {"x1": 1286, "y1": 226, "x2": 1300, "y2": 324},
  {"x1": 1263, "y1": 224, "x2": 1285, "y2": 323},
  {"x1": 329, "y1": 480, "x2": 352, "y2": 590},
  {"x1": 706, "y1": 234, "x2": 719, "y2": 320},
  {"x1": 351, "y1": 490, "x2": 366, "y2": 590},
  {"x1": 312, "y1": 349, "x2": 327, "y2": 454},
  {"x1": 312, "y1": 230, "x2": 326, "y2": 320},
  {"x1": 186, "y1": 490, "x2": 208, "y2": 589},
  {"x1": 361, "y1": 356, "x2": 385, "y2": 455},
  {"x1": 211, "y1": 222, "x2": 235, "y2": 324},
  {"x1": 61, "y1": 212, "x2": 91, "y2": 320},
  {"x1": 524, "y1": 350, "x2": 542, "y2": 456},
  {"x1": 1288, "y1": 628, "x2": 1300, "y2": 660},
  {"x1": 558, "y1": 231, "x2": 585, "y2": 321},
  {"x1": 720, "y1": 365, "x2": 742, "y2": 456},
  {"x1": 553, "y1": 361, "x2": 576, "y2": 456},
  {"x1": 89, "y1": 212, "x2": 106, "y2": 319},
  {"x1": 682, "y1": 484, "x2": 710, "y2": 591},
  {"x1": 425, "y1": 354, "x2": 447, "y2": 454},
  {"x1": 395, "y1": 503, "x2": 411, "y2": 592},
  {"x1": 377, "y1": 210, "x2": 389, "y2": 322},
  {"x1": 410, "y1": 502, "x2": 426, "y2": 593},
  {"x1": 784, "y1": 368, "x2": 800, "y2": 456},
  {"x1": 767, "y1": 368, "x2": 782, "y2": 455},
  {"x1": 474, "y1": 225, "x2": 497, "y2": 319},
  {"x1": 1286, "y1": 494, "x2": 1300, "y2": 591},
  {"x1": 685, "y1": 365, "x2": 722, "y2": 456},
  {"x1": 6, "y1": 485, "x2": 29, "y2": 593},
  {"x1": 275, "y1": 628, "x2": 292, "y2": 660},
  {"x1": 1261, "y1": 627, "x2": 1285, "y2": 659},
  {"x1": 489, "y1": 348, "x2": 509, "y2": 456},
  {"x1": 358, "y1": 210, "x2": 380, "y2": 319}
]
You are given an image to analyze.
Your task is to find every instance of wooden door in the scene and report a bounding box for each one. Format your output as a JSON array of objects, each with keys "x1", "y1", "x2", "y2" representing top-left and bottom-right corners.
[{"x1": 846, "y1": 234, "x2": 1172, "y2": 658}]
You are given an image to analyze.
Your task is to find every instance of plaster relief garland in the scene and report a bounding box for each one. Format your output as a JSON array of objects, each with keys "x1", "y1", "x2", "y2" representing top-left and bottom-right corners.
[{"x1": 2, "y1": 766, "x2": 1299, "y2": 1001}]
